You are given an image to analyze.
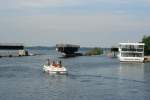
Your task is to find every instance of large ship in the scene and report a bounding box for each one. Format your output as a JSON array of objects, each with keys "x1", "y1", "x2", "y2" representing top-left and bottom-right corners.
[
  {"x1": 118, "y1": 43, "x2": 145, "y2": 62},
  {"x1": 56, "y1": 44, "x2": 80, "y2": 57}
]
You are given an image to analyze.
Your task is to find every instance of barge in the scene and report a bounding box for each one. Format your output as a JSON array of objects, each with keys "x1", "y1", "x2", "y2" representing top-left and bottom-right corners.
[{"x1": 56, "y1": 44, "x2": 81, "y2": 57}]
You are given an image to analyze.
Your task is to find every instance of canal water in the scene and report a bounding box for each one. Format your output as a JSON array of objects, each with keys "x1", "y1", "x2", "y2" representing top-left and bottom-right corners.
[{"x1": 0, "y1": 49, "x2": 150, "y2": 100}]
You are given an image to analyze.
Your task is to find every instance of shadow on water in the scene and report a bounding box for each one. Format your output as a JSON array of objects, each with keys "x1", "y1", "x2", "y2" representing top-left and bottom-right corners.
[{"x1": 118, "y1": 63, "x2": 145, "y2": 81}]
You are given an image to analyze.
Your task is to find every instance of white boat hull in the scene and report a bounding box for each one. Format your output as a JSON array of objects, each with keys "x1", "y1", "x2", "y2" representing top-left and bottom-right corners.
[
  {"x1": 43, "y1": 65, "x2": 67, "y2": 74},
  {"x1": 119, "y1": 56, "x2": 144, "y2": 62}
]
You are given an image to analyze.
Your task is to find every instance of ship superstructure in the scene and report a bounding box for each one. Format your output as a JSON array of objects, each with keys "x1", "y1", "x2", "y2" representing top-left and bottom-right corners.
[{"x1": 118, "y1": 43, "x2": 145, "y2": 62}]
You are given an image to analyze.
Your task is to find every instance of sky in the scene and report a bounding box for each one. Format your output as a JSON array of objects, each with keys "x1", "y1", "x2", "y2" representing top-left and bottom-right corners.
[{"x1": 0, "y1": 0, "x2": 150, "y2": 47}]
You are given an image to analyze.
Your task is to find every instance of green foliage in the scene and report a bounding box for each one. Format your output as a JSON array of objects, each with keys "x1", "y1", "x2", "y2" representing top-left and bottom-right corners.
[
  {"x1": 85, "y1": 48, "x2": 103, "y2": 56},
  {"x1": 142, "y1": 35, "x2": 150, "y2": 55}
]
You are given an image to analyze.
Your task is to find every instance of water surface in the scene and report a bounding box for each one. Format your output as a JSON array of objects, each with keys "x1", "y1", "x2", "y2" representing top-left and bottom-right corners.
[{"x1": 0, "y1": 50, "x2": 150, "y2": 100}]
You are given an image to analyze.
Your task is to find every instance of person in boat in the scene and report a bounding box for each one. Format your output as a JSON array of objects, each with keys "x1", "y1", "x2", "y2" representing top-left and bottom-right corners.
[
  {"x1": 59, "y1": 60, "x2": 62, "y2": 68},
  {"x1": 47, "y1": 59, "x2": 50, "y2": 66},
  {"x1": 52, "y1": 61, "x2": 57, "y2": 67},
  {"x1": 55, "y1": 61, "x2": 60, "y2": 68}
]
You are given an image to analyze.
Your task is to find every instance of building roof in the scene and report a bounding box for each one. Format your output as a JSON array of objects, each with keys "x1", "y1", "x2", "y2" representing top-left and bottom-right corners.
[
  {"x1": 119, "y1": 43, "x2": 145, "y2": 45},
  {"x1": 56, "y1": 44, "x2": 80, "y2": 48},
  {"x1": 0, "y1": 43, "x2": 23, "y2": 46}
]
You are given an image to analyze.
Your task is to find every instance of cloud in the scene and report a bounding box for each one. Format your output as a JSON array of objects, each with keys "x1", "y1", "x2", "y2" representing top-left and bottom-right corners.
[
  {"x1": 0, "y1": 13, "x2": 150, "y2": 46},
  {"x1": 1, "y1": 13, "x2": 147, "y2": 33},
  {"x1": 21, "y1": 0, "x2": 65, "y2": 7},
  {"x1": 0, "y1": 0, "x2": 150, "y2": 46},
  {"x1": 1, "y1": 0, "x2": 149, "y2": 8},
  {"x1": 0, "y1": 0, "x2": 150, "y2": 17}
]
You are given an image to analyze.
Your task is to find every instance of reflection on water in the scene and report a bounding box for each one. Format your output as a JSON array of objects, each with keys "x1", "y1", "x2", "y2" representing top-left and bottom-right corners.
[
  {"x1": 118, "y1": 63, "x2": 144, "y2": 81},
  {"x1": 144, "y1": 63, "x2": 150, "y2": 82}
]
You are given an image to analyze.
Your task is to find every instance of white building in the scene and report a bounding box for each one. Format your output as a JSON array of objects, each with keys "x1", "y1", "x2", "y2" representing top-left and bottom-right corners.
[{"x1": 118, "y1": 43, "x2": 145, "y2": 62}]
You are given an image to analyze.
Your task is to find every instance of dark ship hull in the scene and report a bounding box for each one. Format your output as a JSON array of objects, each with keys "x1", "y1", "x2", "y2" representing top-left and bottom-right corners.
[
  {"x1": 56, "y1": 44, "x2": 81, "y2": 57},
  {"x1": 0, "y1": 45, "x2": 24, "y2": 50}
]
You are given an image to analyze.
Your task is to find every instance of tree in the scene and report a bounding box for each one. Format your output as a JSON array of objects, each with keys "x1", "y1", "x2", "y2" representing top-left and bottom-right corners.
[
  {"x1": 85, "y1": 48, "x2": 103, "y2": 56},
  {"x1": 142, "y1": 35, "x2": 150, "y2": 55}
]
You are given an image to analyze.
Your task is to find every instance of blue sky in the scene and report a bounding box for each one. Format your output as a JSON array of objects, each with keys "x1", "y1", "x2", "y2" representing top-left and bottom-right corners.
[{"x1": 0, "y1": 0, "x2": 150, "y2": 47}]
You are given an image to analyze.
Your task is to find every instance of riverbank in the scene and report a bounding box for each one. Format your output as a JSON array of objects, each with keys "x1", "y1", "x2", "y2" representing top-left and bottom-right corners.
[{"x1": 144, "y1": 56, "x2": 150, "y2": 62}]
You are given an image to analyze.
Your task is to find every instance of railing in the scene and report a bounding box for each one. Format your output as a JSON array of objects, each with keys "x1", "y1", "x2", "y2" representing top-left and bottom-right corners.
[
  {"x1": 121, "y1": 48, "x2": 143, "y2": 52},
  {"x1": 121, "y1": 53, "x2": 143, "y2": 57}
]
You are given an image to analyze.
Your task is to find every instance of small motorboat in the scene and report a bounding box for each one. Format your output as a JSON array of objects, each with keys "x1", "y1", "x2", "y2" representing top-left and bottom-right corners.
[{"x1": 43, "y1": 60, "x2": 67, "y2": 75}]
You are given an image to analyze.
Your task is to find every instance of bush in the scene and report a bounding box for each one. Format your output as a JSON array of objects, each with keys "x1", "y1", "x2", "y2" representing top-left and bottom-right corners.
[
  {"x1": 142, "y1": 35, "x2": 150, "y2": 55},
  {"x1": 85, "y1": 48, "x2": 103, "y2": 56}
]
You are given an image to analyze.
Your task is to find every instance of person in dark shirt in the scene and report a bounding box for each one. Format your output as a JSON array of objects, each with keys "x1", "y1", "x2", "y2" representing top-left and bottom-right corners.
[
  {"x1": 47, "y1": 59, "x2": 50, "y2": 66},
  {"x1": 59, "y1": 60, "x2": 62, "y2": 68}
]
